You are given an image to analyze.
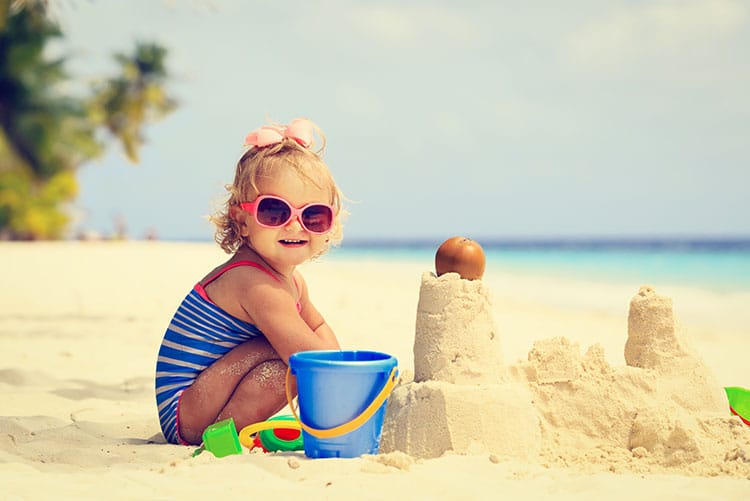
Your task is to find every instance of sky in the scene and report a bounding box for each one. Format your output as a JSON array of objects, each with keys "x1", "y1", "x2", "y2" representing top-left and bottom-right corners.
[{"x1": 51, "y1": 0, "x2": 749, "y2": 242}]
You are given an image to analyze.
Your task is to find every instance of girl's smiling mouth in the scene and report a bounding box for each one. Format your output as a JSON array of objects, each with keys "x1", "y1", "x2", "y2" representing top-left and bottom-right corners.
[{"x1": 279, "y1": 239, "x2": 307, "y2": 247}]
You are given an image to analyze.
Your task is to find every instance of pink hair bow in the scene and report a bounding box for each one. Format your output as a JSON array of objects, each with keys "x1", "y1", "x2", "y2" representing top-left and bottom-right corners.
[{"x1": 244, "y1": 118, "x2": 313, "y2": 149}]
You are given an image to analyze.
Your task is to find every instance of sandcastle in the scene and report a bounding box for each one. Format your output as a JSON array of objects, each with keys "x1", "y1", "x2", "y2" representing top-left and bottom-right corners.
[
  {"x1": 380, "y1": 272, "x2": 541, "y2": 460},
  {"x1": 381, "y1": 275, "x2": 750, "y2": 475}
]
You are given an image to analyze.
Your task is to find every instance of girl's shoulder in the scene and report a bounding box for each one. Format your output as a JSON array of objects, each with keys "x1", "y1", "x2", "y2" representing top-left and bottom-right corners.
[{"x1": 198, "y1": 259, "x2": 278, "y2": 290}]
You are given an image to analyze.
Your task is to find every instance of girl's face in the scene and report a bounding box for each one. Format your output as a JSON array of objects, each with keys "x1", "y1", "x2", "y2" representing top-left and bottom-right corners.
[{"x1": 238, "y1": 167, "x2": 332, "y2": 273}]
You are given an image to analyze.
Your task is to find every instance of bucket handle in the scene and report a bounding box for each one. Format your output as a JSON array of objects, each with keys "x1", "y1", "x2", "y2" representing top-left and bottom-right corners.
[{"x1": 285, "y1": 365, "x2": 398, "y2": 439}]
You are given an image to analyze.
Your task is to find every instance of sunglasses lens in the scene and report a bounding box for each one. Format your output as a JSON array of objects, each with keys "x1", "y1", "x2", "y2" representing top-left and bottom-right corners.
[
  {"x1": 302, "y1": 205, "x2": 333, "y2": 233},
  {"x1": 256, "y1": 197, "x2": 291, "y2": 227}
]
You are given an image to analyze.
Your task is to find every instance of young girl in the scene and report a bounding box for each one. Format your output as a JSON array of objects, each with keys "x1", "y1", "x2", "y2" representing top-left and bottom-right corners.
[{"x1": 155, "y1": 118, "x2": 343, "y2": 445}]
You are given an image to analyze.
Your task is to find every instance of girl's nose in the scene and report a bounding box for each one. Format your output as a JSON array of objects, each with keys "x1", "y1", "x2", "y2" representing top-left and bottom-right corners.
[{"x1": 286, "y1": 216, "x2": 305, "y2": 231}]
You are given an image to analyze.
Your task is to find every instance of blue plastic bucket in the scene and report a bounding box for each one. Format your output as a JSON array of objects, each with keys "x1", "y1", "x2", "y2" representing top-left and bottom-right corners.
[{"x1": 288, "y1": 350, "x2": 398, "y2": 458}]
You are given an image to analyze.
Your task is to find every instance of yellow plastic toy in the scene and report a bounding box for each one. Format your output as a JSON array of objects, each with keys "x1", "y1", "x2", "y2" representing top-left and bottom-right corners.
[{"x1": 192, "y1": 416, "x2": 303, "y2": 458}]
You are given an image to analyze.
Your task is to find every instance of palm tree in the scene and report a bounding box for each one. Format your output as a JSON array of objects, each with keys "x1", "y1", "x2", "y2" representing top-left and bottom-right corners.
[
  {"x1": 0, "y1": 1, "x2": 176, "y2": 239},
  {"x1": 90, "y1": 42, "x2": 177, "y2": 163}
]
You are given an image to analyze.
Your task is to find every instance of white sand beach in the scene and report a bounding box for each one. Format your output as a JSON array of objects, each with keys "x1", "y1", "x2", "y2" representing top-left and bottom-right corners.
[{"x1": 1, "y1": 241, "x2": 748, "y2": 499}]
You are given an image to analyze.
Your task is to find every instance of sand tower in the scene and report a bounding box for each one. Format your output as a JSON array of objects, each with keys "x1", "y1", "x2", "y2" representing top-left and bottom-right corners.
[
  {"x1": 625, "y1": 285, "x2": 726, "y2": 413},
  {"x1": 380, "y1": 272, "x2": 541, "y2": 460}
]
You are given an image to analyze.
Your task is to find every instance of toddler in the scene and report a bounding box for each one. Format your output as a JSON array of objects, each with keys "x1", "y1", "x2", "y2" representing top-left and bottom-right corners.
[{"x1": 155, "y1": 118, "x2": 343, "y2": 445}]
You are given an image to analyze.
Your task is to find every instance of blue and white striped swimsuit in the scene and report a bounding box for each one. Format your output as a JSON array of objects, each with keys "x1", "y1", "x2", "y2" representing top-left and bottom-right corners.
[{"x1": 154, "y1": 261, "x2": 281, "y2": 444}]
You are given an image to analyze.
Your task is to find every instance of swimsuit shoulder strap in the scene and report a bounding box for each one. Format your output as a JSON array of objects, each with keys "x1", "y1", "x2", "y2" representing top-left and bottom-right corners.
[
  {"x1": 196, "y1": 260, "x2": 302, "y2": 314},
  {"x1": 201, "y1": 260, "x2": 279, "y2": 288}
]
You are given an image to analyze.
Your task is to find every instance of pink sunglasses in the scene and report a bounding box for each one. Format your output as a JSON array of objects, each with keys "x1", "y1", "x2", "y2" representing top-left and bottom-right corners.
[{"x1": 239, "y1": 195, "x2": 334, "y2": 234}]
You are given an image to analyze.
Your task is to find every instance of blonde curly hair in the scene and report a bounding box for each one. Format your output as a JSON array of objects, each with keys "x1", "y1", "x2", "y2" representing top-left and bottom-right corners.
[{"x1": 211, "y1": 121, "x2": 344, "y2": 255}]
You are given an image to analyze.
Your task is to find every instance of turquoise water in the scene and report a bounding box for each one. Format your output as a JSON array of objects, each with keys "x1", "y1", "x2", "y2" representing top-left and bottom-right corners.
[{"x1": 327, "y1": 241, "x2": 750, "y2": 292}]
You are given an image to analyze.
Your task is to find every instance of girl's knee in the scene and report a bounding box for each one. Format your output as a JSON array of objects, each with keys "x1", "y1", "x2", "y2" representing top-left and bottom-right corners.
[{"x1": 254, "y1": 359, "x2": 288, "y2": 395}]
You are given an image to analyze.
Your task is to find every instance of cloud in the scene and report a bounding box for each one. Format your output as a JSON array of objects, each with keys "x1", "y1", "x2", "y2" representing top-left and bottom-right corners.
[
  {"x1": 309, "y1": 2, "x2": 489, "y2": 51},
  {"x1": 564, "y1": 0, "x2": 746, "y2": 68}
]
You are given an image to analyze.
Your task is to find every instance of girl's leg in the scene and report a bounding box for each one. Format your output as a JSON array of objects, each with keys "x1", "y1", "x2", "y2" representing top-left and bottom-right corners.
[{"x1": 177, "y1": 337, "x2": 293, "y2": 445}]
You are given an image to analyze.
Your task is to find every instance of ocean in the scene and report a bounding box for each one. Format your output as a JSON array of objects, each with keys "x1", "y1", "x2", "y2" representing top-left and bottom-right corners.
[{"x1": 327, "y1": 238, "x2": 750, "y2": 293}]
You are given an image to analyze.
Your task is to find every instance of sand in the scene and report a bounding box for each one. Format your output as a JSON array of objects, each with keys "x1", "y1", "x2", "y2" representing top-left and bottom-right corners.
[{"x1": 1, "y1": 241, "x2": 749, "y2": 499}]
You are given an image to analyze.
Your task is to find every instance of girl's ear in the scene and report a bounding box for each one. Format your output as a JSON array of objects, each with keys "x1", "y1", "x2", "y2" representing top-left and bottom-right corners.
[
  {"x1": 229, "y1": 205, "x2": 241, "y2": 220},
  {"x1": 230, "y1": 205, "x2": 251, "y2": 237}
]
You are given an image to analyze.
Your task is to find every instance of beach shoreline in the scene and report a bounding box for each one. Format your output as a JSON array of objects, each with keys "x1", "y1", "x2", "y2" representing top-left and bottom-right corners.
[{"x1": 1, "y1": 242, "x2": 748, "y2": 498}]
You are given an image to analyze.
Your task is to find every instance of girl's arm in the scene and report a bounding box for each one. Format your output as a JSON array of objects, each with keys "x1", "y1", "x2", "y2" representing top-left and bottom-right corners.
[
  {"x1": 237, "y1": 271, "x2": 339, "y2": 363},
  {"x1": 296, "y1": 272, "x2": 340, "y2": 349},
  {"x1": 311, "y1": 320, "x2": 339, "y2": 349}
]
